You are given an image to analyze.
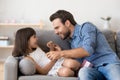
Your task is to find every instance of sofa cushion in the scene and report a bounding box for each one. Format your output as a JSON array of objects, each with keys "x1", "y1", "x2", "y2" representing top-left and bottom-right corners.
[
  {"x1": 116, "y1": 31, "x2": 120, "y2": 58},
  {"x1": 19, "y1": 75, "x2": 78, "y2": 80},
  {"x1": 19, "y1": 58, "x2": 36, "y2": 75},
  {"x1": 35, "y1": 29, "x2": 71, "y2": 52},
  {"x1": 102, "y1": 30, "x2": 116, "y2": 52}
]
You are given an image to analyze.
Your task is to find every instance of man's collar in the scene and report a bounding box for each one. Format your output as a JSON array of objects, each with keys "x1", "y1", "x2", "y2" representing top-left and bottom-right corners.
[{"x1": 71, "y1": 24, "x2": 81, "y2": 39}]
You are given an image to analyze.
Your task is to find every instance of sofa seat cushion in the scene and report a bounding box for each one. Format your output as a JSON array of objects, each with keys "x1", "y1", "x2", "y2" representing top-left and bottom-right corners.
[{"x1": 19, "y1": 75, "x2": 78, "y2": 80}]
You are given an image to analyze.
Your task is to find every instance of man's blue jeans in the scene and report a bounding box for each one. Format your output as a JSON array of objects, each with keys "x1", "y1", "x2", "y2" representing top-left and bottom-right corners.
[{"x1": 78, "y1": 63, "x2": 120, "y2": 80}]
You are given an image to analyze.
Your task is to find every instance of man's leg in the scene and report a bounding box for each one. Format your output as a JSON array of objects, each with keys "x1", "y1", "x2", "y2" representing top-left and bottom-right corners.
[
  {"x1": 78, "y1": 67, "x2": 105, "y2": 80},
  {"x1": 98, "y1": 63, "x2": 120, "y2": 80}
]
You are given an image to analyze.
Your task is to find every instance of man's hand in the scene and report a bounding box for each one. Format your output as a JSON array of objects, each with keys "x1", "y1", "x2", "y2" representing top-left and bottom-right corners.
[{"x1": 46, "y1": 51, "x2": 62, "y2": 61}]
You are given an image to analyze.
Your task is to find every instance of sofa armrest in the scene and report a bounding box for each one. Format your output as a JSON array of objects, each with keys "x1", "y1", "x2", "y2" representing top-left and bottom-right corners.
[{"x1": 4, "y1": 56, "x2": 18, "y2": 80}]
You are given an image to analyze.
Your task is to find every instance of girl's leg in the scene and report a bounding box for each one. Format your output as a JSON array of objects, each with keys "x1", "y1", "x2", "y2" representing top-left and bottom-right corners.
[
  {"x1": 62, "y1": 58, "x2": 81, "y2": 71},
  {"x1": 57, "y1": 67, "x2": 74, "y2": 77}
]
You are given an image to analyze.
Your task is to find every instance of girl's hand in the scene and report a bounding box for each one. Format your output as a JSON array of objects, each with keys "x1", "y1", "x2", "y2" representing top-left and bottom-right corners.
[
  {"x1": 47, "y1": 41, "x2": 62, "y2": 51},
  {"x1": 50, "y1": 58, "x2": 57, "y2": 63},
  {"x1": 54, "y1": 44, "x2": 62, "y2": 51}
]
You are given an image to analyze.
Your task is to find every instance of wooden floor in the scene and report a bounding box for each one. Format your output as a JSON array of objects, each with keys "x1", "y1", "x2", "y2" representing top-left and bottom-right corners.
[{"x1": 0, "y1": 62, "x2": 4, "y2": 80}]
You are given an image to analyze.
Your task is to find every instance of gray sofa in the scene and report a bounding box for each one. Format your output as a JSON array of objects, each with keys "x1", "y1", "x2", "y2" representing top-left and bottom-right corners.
[{"x1": 4, "y1": 29, "x2": 120, "y2": 80}]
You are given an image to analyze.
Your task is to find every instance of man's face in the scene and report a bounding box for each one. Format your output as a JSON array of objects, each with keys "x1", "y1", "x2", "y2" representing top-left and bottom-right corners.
[{"x1": 52, "y1": 18, "x2": 70, "y2": 40}]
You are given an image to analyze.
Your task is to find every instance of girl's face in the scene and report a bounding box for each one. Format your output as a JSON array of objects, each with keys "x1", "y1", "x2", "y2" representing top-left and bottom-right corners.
[{"x1": 28, "y1": 35, "x2": 38, "y2": 49}]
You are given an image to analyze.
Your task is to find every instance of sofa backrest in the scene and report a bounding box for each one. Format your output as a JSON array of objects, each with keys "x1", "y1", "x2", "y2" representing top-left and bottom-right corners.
[
  {"x1": 116, "y1": 31, "x2": 120, "y2": 58},
  {"x1": 102, "y1": 30, "x2": 116, "y2": 53},
  {"x1": 35, "y1": 29, "x2": 71, "y2": 52},
  {"x1": 35, "y1": 29, "x2": 117, "y2": 53}
]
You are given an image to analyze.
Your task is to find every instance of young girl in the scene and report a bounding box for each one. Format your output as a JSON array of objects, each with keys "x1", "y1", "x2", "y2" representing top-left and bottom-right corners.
[{"x1": 12, "y1": 27, "x2": 80, "y2": 77}]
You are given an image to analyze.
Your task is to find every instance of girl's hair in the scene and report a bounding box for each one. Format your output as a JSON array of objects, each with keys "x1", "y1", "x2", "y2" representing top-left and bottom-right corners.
[{"x1": 12, "y1": 27, "x2": 36, "y2": 57}]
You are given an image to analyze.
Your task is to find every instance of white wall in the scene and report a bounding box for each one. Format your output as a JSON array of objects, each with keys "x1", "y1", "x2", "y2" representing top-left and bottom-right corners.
[
  {"x1": 0, "y1": 0, "x2": 120, "y2": 30},
  {"x1": 0, "y1": 0, "x2": 120, "y2": 61}
]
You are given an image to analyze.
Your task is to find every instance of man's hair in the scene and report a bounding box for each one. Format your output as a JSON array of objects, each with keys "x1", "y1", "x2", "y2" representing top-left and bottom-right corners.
[{"x1": 50, "y1": 10, "x2": 77, "y2": 26}]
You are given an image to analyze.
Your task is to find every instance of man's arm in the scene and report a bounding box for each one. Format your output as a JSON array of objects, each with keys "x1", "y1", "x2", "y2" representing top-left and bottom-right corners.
[
  {"x1": 60, "y1": 48, "x2": 90, "y2": 58},
  {"x1": 47, "y1": 48, "x2": 89, "y2": 60}
]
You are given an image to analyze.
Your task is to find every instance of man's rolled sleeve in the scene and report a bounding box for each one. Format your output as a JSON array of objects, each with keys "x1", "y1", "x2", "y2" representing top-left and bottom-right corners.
[{"x1": 81, "y1": 22, "x2": 97, "y2": 55}]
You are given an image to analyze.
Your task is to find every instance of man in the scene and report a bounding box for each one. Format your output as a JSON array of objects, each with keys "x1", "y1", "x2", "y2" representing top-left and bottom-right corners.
[{"x1": 47, "y1": 10, "x2": 120, "y2": 80}]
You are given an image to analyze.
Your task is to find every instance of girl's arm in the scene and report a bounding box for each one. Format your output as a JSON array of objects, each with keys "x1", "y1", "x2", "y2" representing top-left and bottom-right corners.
[
  {"x1": 26, "y1": 56, "x2": 56, "y2": 75},
  {"x1": 35, "y1": 60, "x2": 56, "y2": 75}
]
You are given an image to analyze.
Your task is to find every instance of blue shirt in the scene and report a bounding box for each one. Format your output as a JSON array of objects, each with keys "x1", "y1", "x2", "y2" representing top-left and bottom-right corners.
[{"x1": 70, "y1": 22, "x2": 120, "y2": 67}]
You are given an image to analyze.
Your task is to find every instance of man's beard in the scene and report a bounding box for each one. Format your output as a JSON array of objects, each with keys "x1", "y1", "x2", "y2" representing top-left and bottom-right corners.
[{"x1": 62, "y1": 31, "x2": 70, "y2": 40}]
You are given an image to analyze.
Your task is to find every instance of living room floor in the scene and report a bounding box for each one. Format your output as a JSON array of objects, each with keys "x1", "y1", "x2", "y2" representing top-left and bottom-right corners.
[{"x1": 0, "y1": 62, "x2": 4, "y2": 80}]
